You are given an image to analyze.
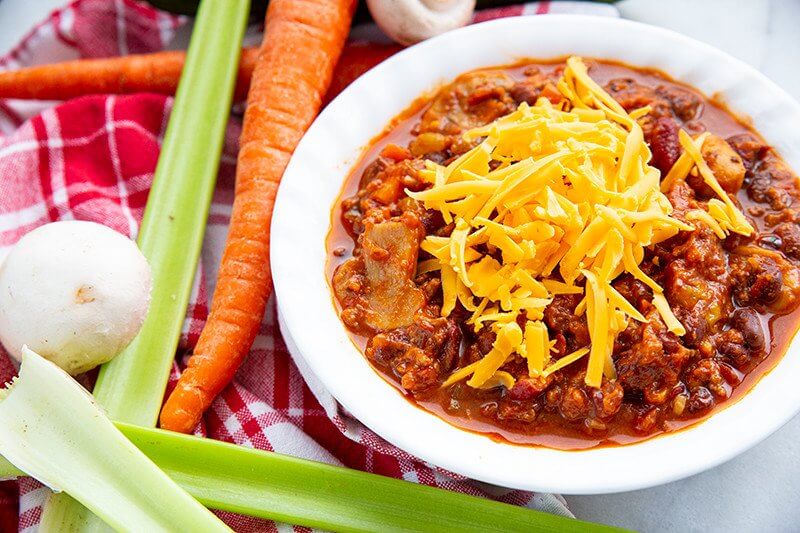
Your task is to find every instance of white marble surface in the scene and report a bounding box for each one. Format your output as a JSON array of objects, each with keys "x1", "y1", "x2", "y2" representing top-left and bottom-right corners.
[
  {"x1": 617, "y1": 0, "x2": 800, "y2": 102},
  {"x1": 0, "y1": 0, "x2": 799, "y2": 531}
]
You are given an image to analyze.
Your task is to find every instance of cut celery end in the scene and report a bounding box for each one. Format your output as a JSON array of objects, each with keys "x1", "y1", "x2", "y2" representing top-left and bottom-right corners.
[{"x1": 0, "y1": 348, "x2": 230, "y2": 533}]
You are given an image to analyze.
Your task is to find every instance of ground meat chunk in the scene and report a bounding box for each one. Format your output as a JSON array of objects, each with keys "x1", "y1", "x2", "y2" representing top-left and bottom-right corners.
[
  {"x1": 729, "y1": 253, "x2": 784, "y2": 308},
  {"x1": 723, "y1": 229, "x2": 757, "y2": 252},
  {"x1": 460, "y1": 326, "x2": 495, "y2": 367},
  {"x1": 332, "y1": 258, "x2": 371, "y2": 332},
  {"x1": 415, "y1": 272, "x2": 442, "y2": 302},
  {"x1": 746, "y1": 151, "x2": 799, "y2": 210},
  {"x1": 655, "y1": 84, "x2": 702, "y2": 121},
  {"x1": 605, "y1": 78, "x2": 668, "y2": 140},
  {"x1": 544, "y1": 294, "x2": 590, "y2": 351},
  {"x1": 773, "y1": 222, "x2": 800, "y2": 260},
  {"x1": 527, "y1": 374, "x2": 624, "y2": 428},
  {"x1": 559, "y1": 387, "x2": 590, "y2": 421},
  {"x1": 508, "y1": 375, "x2": 552, "y2": 400},
  {"x1": 662, "y1": 178, "x2": 698, "y2": 219},
  {"x1": 633, "y1": 407, "x2": 660, "y2": 433},
  {"x1": 731, "y1": 252, "x2": 800, "y2": 313},
  {"x1": 605, "y1": 78, "x2": 671, "y2": 118},
  {"x1": 727, "y1": 133, "x2": 768, "y2": 172},
  {"x1": 419, "y1": 71, "x2": 516, "y2": 135},
  {"x1": 592, "y1": 381, "x2": 624, "y2": 420},
  {"x1": 509, "y1": 67, "x2": 552, "y2": 105},
  {"x1": 661, "y1": 225, "x2": 731, "y2": 345},
  {"x1": 332, "y1": 257, "x2": 365, "y2": 307},
  {"x1": 612, "y1": 275, "x2": 652, "y2": 313},
  {"x1": 615, "y1": 318, "x2": 644, "y2": 354},
  {"x1": 615, "y1": 309, "x2": 692, "y2": 404},
  {"x1": 686, "y1": 359, "x2": 728, "y2": 398},
  {"x1": 341, "y1": 157, "x2": 429, "y2": 237},
  {"x1": 366, "y1": 315, "x2": 461, "y2": 392},
  {"x1": 604, "y1": 78, "x2": 697, "y2": 142},
  {"x1": 359, "y1": 157, "x2": 390, "y2": 189}
]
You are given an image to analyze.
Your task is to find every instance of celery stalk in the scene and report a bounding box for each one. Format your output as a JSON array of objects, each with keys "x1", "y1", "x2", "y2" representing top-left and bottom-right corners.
[
  {"x1": 42, "y1": 0, "x2": 251, "y2": 527},
  {"x1": 0, "y1": 455, "x2": 22, "y2": 479},
  {"x1": 125, "y1": 424, "x2": 621, "y2": 533},
  {"x1": 0, "y1": 348, "x2": 230, "y2": 532},
  {"x1": 95, "y1": 0, "x2": 251, "y2": 427},
  {"x1": 0, "y1": 422, "x2": 623, "y2": 532}
]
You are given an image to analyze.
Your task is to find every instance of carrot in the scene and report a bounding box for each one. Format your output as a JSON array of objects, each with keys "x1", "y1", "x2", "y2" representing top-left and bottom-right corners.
[
  {"x1": 0, "y1": 40, "x2": 398, "y2": 104},
  {"x1": 0, "y1": 48, "x2": 259, "y2": 101},
  {"x1": 380, "y1": 143, "x2": 412, "y2": 161},
  {"x1": 159, "y1": 0, "x2": 356, "y2": 434}
]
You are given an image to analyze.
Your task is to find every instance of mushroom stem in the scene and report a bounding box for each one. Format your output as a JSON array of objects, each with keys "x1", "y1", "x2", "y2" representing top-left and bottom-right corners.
[{"x1": 367, "y1": 0, "x2": 476, "y2": 46}]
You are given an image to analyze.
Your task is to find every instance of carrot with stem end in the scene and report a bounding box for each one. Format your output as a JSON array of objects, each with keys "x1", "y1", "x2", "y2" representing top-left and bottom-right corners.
[
  {"x1": 0, "y1": 42, "x2": 394, "y2": 103},
  {"x1": 159, "y1": 0, "x2": 356, "y2": 433},
  {"x1": 0, "y1": 49, "x2": 259, "y2": 101}
]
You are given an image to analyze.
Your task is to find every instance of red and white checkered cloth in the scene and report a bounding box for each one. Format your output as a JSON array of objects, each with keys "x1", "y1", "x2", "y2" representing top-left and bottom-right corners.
[{"x1": 0, "y1": 1, "x2": 618, "y2": 531}]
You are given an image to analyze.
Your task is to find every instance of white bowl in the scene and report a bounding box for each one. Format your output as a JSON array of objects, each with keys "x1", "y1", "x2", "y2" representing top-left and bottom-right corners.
[{"x1": 271, "y1": 15, "x2": 800, "y2": 494}]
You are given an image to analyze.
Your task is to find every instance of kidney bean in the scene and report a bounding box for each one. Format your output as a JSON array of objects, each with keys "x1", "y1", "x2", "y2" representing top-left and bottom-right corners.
[{"x1": 730, "y1": 307, "x2": 766, "y2": 352}]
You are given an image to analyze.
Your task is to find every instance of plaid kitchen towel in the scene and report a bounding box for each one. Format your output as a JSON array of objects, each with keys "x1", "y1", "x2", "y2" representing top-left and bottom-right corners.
[{"x1": 0, "y1": 0, "x2": 618, "y2": 531}]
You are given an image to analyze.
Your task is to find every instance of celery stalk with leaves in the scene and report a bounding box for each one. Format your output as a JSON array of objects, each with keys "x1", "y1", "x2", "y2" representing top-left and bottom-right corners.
[{"x1": 0, "y1": 347, "x2": 230, "y2": 532}]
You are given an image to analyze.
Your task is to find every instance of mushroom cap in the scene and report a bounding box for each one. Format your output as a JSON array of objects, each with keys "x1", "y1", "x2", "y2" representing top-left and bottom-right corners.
[
  {"x1": 0, "y1": 221, "x2": 152, "y2": 375},
  {"x1": 367, "y1": 0, "x2": 477, "y2": 46}
]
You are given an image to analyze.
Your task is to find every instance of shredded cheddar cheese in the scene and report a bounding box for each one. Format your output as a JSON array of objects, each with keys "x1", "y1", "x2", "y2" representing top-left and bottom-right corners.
[{"x1": 414, "y1": 56, "x2": 751, "y2": 390}]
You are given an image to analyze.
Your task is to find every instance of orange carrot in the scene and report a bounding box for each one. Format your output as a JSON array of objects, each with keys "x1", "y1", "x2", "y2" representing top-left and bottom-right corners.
[
  {"x1": 159, "y1": 0, "x2": 356, "y2": 434},
  {"x1": 0, "y1": 40, "x2": 399, "y2": 104},
  {"x1": 0, "y1": 48, "x2": 259, "y2": 101}
]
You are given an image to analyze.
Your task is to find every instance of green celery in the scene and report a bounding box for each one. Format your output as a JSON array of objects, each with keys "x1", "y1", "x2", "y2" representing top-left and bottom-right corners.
[
  {"x1": 43, "y1": 0, "x2": 251, "y2": 528},
  {"x1": 0, "y1": 455, "x2": 22, "y2": 479},
  {"x1": 0, "y1": 349, "x2": 230, "y2": 532},
  {"x1": 0, "y1": 422, "x2": 625, "y2": 533},
  {"x1": 127, "y1": 424, "x2": 622, "y2": 532},
  {"x1": 95, "y1": 0, "x2": 250, "y2": 426}
]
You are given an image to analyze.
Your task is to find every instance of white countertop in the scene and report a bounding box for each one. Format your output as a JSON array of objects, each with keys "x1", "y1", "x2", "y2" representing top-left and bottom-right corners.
[{"x1": 1, "y1": 0, "x2": 798, "y2": 531}]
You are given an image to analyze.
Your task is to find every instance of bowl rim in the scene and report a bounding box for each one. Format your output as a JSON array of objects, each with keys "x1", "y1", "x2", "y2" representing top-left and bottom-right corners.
[{"x1": 271, "y1": 14, "x2": 800, "y2": 494}]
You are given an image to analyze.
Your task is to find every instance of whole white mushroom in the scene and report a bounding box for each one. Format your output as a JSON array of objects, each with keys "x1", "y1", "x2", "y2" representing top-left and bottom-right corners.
[
  {"x1": 0, "y1": 221, "x2": 151, "y2": 375},
  {"x1": 366, "y1": 0, "x2": 476, "y2": 46}
]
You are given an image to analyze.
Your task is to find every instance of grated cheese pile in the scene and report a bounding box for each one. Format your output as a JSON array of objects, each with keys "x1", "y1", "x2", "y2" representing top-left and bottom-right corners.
[{"x1": 409, "y1": 56, "x2": 753, "y2": 390}]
